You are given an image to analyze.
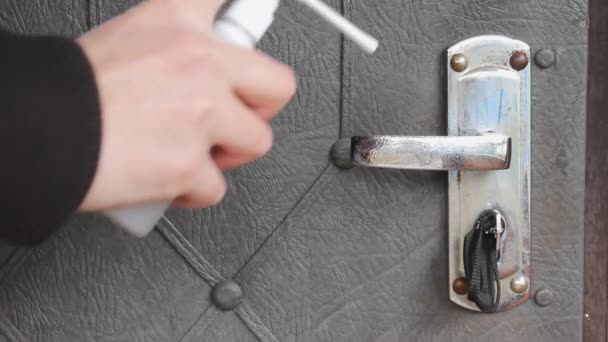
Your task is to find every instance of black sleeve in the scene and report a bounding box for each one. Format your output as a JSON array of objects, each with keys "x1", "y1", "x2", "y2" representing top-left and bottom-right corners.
[{"x1": 0, "y1": 30, "x2": 102, "y2": 245}]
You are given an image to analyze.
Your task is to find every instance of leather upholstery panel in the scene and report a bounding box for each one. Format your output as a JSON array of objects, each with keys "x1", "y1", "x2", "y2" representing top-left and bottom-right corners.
[
  {"x1": 0, "y1": 0, "x2": 587, "y2": 340},
  {"x1": 164, "y1": 0, "x2": 343, "y2": 278},
  {"x1": 0, "y1": 0, "x2": 88, "y2": 36},
  {"x1": 0, "y1": 216, "x2": 212, "y2": 341}
]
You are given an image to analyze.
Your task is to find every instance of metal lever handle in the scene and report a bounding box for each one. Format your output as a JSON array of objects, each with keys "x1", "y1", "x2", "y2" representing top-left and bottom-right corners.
[
  {"x1": 331, "y1": 35, "x2": 531, "y2": 313},
  {"x1": 345, "y1": 135, "x2": 511, "y2": 171},
  {"x1": 328, "y1": 35, "x2": 529, "y2": 313}
]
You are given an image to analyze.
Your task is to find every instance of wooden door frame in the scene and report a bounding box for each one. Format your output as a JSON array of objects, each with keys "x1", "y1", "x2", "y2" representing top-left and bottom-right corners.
[{"x1": 584, "y1": 0, "x2": 608, "y2": 339}]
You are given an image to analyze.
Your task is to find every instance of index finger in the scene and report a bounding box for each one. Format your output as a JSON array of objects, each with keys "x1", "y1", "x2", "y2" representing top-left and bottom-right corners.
[{"x1": 216, "y1": 44, "x2": 297, "y2": 120}]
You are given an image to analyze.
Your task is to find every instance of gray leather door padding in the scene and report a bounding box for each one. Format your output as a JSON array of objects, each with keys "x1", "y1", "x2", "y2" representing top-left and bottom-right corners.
[{"x1": 0, "y1": 0, "x2": 587, "y2": 340}]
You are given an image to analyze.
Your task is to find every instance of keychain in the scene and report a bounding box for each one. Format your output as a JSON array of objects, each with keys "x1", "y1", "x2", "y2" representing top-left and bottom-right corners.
[{"x1": 463, "y1": 209, "x2": 505, "y2": 313}]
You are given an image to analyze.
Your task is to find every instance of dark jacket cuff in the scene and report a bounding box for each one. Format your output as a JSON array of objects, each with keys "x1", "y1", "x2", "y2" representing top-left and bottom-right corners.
[{"x1": 0, "y1": 31, "x2": 101, "y2": 244}]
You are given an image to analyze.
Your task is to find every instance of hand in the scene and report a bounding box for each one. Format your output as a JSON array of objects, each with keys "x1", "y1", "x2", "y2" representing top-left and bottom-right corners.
[{"x1": 77, "y1": 0, "x2": 296, "y2": 211}]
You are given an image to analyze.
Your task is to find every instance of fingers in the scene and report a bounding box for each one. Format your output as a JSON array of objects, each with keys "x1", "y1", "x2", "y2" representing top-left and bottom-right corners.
[
  {"x1": 174, "y1": 154, "x2": 227, "y2": 208},
  {"x1": 208, "y1": 92, "x2": 274, "y2": 158},
  {"x1": 176, "y1": 97, "x2": 272, "y2": 208},
  {"x1": 213, "y1": 43, "x2": 297, "y2": 119},
  {"x1": 151, "y1": 0, "x2": 296, "y2": 119},
  {"x1": 211, "y1": 148, "x2": 252, "y2": 170}
]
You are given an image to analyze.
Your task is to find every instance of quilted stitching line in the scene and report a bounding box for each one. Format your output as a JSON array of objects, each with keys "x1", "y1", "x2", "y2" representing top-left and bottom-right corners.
[
  {"x1": 340, "y1": 0, "x2": 353, "y2": 139},
  {"x1": 235, "y1": 302, "x2": 280, "y2": 342},
  {"x1": 158, "y1": 218, "x2": 278, "y2": 342},
  {"x1": 88, "y1": 0, "x2": 100, "y2": 27},
  {"x1": 179, "y1": 305, "x2": 222, "y2": 341},
  {"x1": 0, "y1": 246, "x2": 19, "y2": 278},
  {"x1": 88, "y1": 2, "x2": 340, "y2": 340},
  {"x1": 157, "y1": 218, "x2": 224, "y2": 286},
  {"x1": 0, "y1": 249, "x2": 33, "y2": 286},
  {"x1": 158, "y1": 164, "x2": 335, "y2": 342},
  {"x1": 0, "y1": 309, "x2": 27, "y2": 342},
  {"x1": 233, "y1": 164, "x2": 336, "y2": 284}
]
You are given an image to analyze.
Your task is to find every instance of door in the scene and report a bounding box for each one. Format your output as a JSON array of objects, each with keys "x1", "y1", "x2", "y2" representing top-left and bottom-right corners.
[{"x1": 0, "y1": 0, "x2": 587, "y2": 341}]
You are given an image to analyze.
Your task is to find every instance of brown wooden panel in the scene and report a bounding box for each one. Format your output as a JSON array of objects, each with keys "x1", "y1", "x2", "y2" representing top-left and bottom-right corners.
[{"x1": 584, "y1": 0, "x2": 608, "y2": 340}]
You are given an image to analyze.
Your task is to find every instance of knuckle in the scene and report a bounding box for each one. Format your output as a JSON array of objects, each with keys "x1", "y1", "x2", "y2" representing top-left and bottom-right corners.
[
  {"x1": 188, "y1": 100, "x2": 213, "y2": 126},
  {"x1": 173, "y1": 32, "x2": 202, "y2": 56},
  {"x1": 251, "y1": 52, "x2": 297, "y2": 99},
  {"x1": 192, "y1": 61, "x2": 220, "y2": 83},
  {"x1": 192, "y1": 98, "x2": 221, "y2": 131},
  {"x1": 185, "y1": 48, "x2": 222, "y2": 81},
  {"x1": 170, "y1": 34, "x2": 217, "y2": 68},
  {"x1": 161, "y1": 155, "x2": 199, "y2": 200},
  {"x1": 174, "y1": 154, "x2": 202, "y2": 185},
  {"x1": 207, "y1": 175, "x2": 227, "y2": 205},
  {"x1": 253, "y1": 124, "x2": 274, "y2": 157},
  {"x1": 279, "y1": 65, "x2": 297, "y2": 98}
]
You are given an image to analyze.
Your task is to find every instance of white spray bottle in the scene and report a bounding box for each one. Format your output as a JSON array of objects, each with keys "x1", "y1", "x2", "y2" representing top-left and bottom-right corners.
[{"x1": 105, "y1": 0, "x2": 379, "y2": 237}]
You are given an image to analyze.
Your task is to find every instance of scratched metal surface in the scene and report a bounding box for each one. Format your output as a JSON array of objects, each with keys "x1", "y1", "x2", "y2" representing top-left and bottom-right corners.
[
  {"x1": 0, "y1": 0, "x2": 587, "y2": 341},
  {"x1": 334, "y1": 0, "x2": 586, "y2": 340}
]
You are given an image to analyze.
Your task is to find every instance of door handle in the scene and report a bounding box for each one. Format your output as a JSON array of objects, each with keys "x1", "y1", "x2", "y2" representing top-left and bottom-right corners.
[
  {"x1": 332, "y1": 35, "x2": 531, "y2": 313},
  {"x1": 350, "y1": 135, "x2": 511, "y2": 170}
]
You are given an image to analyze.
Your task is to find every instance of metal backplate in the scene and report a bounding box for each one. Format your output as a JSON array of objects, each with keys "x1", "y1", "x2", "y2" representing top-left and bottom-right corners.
[{"x1": 448, "y1": 35, "x2": 531, "y2": 312}]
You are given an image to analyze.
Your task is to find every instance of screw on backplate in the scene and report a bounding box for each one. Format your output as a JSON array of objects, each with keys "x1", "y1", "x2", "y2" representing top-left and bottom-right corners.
[
  {"x1": 450, "y1": 54, "x2": 468, "y2": 72},
  {"x1": 452, "y1": 277, "x2": 469, "y2": 295},
  {"x1": 534, "y1": 288, "x2": 554, "y2": 307},
  {"x1": 510, "y1": 51, "x2": 529, "y2": 71},
  {"x1": 510, "y1": 274, "x2": 529, "y2": 293},
  {"x1": 534, "y1": 49, "x2": 556, "y2": 69}
]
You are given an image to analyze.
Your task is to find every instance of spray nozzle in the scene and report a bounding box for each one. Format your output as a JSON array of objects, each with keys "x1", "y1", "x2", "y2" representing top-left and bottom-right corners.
[
  {"x1": 295, "y1": 0, "x2": 378, "y2": 54},
  {"x1": 220, "y1": 0, "x2": 379, "y2": 54}
]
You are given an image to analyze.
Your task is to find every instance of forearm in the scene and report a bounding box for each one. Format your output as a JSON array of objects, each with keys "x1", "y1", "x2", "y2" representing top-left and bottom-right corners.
[{"x1": 0, "y1": 30, "x2": 101, "y2": 244}]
